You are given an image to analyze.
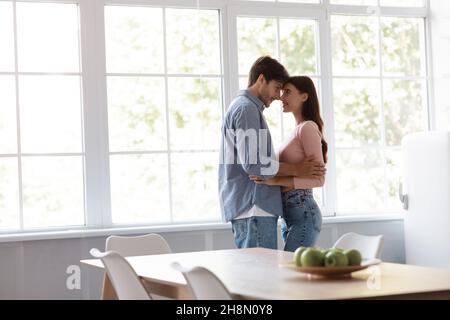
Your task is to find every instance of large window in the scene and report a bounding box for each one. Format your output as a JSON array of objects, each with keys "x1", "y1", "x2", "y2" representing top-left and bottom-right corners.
[
  {"x1": 104, "y1": 6, "x2": 223, "y2": 225},
  {"x1": 0, "y1": 0, "x2": 434, "y2": 234},
  {"x1": 331, "y1": 14, "x2": 427, "y2": 214},
  {"x1": 0, "y1": 1, "x2": 84, "y2": 231}
]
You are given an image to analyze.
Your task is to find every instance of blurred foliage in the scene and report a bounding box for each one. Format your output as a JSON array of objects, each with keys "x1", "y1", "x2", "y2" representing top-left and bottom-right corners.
[
  {"x1": 125, "y1": 95, "x2": 161, "y2": 133},
  {"x1": 334, "y1": 83, "x2": 381, "y2": 147},
  {"x1": 382, "y1": 18, "x2": 422, "y2": 76},
  {"x1": 332, "y1": 16, "x2": 379, "y2": 75},
  {"x1": 280, "y1": 20, "x2": 316, "y2": 75}
]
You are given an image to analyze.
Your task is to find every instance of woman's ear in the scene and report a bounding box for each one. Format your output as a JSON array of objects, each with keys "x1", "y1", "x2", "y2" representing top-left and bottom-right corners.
[{"x1": 301, "y1": 92, "x2": 309, "y2": 103}]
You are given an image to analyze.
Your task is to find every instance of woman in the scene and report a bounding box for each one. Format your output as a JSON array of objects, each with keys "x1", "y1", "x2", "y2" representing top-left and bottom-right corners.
[{"x1": 251, "y1": 76, "x2": 328, "y2": 252}]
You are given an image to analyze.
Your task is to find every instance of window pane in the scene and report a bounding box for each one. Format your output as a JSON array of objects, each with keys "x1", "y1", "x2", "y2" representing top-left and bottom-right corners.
[
  {"x1": 107, "y1": 76, "x2": 167, "y2": 152},
  {"x1": 0, "y1": 75, "x2": 17, "y2": 154},
  {"x1": 386, "y1": 149, "x2": 402, "y2": 211},
  {"x1": 16, "y1": 2, "x2": 80, "y2": 72},
  {"x1": 22, "y1": 156, "x2": 84, "y2": 228},
  {"x1": 280, "y1": 19, "x2": 317, "y2": 75},
  {"x1": 237, "y1": 17, "x2": 277, "y2": 75},
  {"x1": 104, "y1": 6, "x2": 164, "y2": 74},
  {"x1": 168, "y1": 78, "x2": 221, "y2": 151},
  {"x1": 0, "y1": 158, "x2": 19, "y2": 230},
  {"x1": 166, "y1": 9, "x2": 220, "y2": 74},
  {"x1": 333, "y1": 79, "x2": 381, "y2": 147},
  {"x1": 330, "y1": 0, "x2": 377, "y2": 5},
  {"x1": 19, "y1": 76, "x2": 83, "y2": 153},
  {"x1": 381, "y1": 17, "x2": 425, "y2": 76},
  {"x1": 171, "y1": 153, "x2": 219, "y2": 222},
  {"x1": 0, "y1": 1, "x2": 14, "y2": 72},
  {"x1": 384, "y1": 80, "x2": 427, "y2": 146},
  {"x1": 313, "y1": 189, "x2": 324, "y2": 208},
  {"x1": 336, "y1": 150, "x2": 385, "y2": 213},
  {"x1": 380, "y1": 0, "x2": 425, "y2": 7},
  {"x1": 331, "y1": 15, "x2": 379, "y2": 76},
  {"x1": 239, "y1": 76, "x2": 248, "y2": 90},
  {"x1": 110, "y1": 154, "x2": 170, "y2": 225}
]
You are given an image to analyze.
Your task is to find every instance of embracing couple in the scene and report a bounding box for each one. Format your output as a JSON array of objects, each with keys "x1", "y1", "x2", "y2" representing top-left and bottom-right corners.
[{"x1": 219, "y1": 56, "x2": 327, "y2": 252}]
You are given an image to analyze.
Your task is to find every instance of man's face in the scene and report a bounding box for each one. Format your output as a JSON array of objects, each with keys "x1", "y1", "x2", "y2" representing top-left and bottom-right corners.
[{"x1": 260, "y1": 79, "x2": 283, "y2": 108}]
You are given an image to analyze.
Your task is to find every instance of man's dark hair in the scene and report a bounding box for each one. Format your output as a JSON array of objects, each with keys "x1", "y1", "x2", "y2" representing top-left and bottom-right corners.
[{"x1": 248, "y1": 56, "x2": 289, "y2": 87}]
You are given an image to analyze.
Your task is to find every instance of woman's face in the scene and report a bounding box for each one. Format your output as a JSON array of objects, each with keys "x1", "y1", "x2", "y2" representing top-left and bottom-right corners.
[{"x1": 280, "y1": 82, "x2": 308, "y2": 114}]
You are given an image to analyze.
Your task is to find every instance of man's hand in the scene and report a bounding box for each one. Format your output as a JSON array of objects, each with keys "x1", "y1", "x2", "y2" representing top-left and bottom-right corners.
[{"x1": 249, "y1": 176, "x2": 280, "y2": 186}]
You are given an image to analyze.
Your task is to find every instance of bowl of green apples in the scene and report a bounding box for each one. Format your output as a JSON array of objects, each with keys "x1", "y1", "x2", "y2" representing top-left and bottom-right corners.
[{"x1": 281, "y1": 246, "x2": 381, "y2": 277}]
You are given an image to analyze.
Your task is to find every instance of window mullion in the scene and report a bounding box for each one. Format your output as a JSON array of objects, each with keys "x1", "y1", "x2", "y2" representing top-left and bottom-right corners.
[
  {"x1": 79, "y1": 0, "x2": 112, "y2": 228},
  {"x1": 219, "y1": 6, "x2": 230, "y2": 119},
  {"x1": 424, "y1": 0, "x2": 435, "y2": 130},
  {"x1": 319, "y1": 9, "x2": 337, "y2": 217},
  {"x1": 226, "y1": 5, "x2": 240, "y2": 106},
  {"x1": 377, "y1": 13, "x2": 389, "y2": 213},
  {"x1": 162, "y1": 7, "x2": 174, "y2": 224},
  {"x1": 12, "y1": 0, "x2": 24, "y2": 230}
]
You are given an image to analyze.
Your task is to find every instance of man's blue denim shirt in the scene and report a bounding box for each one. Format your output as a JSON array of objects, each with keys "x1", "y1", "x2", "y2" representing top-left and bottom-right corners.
[{"x1": 218, "y1": 90, "x2": 283, "y2": 222}]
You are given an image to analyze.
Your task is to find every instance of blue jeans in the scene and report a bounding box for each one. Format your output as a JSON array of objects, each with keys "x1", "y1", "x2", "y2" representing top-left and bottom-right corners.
[
  {"x1": 231, "y1": 216, "x2": 278, "y2": 249},
  {"x1": 281, "y1": 189, "x2": 322, "y2": 252}
]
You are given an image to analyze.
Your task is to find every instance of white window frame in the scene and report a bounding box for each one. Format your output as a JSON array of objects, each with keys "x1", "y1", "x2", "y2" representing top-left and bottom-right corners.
[
  {"x1": 0, "y1": 0, "x2": 88, "y2": 233},
  {"x1": 0, "y1": 0, "x2": 433, "y2": 238},
  {"x1": 101, "y1": 0, "x2": 228, "y2": 227},
  {"x1": 327, "y1": 0, "x2": 432, "y2": 215}
]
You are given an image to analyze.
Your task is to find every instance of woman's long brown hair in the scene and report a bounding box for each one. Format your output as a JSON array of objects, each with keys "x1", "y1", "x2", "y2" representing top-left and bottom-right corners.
[{"x1": 285, "y1": 76, "x2": 328, "y2": 163}]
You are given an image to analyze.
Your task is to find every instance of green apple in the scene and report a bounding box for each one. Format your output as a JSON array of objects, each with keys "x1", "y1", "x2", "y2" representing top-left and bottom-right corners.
[
  {"x1": 344, "y1": 249, "x2": 362, "y2": 266},
  {"x1": 293, "y1": 247, "x2": 307, "y2": 267},
  {"x1": 334, "y1": 251, "x2": 349, "y2": 266},
  {"x1": 324, "y1": 251, "x2": 338, "y2": 267},
  {"x1": 300, "y1": 248, "x2": 325, "y2": 267}
]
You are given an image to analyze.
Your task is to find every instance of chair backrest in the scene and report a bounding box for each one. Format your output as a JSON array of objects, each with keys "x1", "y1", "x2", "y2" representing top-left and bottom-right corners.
[
  {"x1": 172, "y1": 262, "x2": 232, "y2": 300},
  {"x1": 333, "y1": 232, "x2": 384, "y2": 260},
  {"x1": 90, "y1": 248, "x2": 151, "y2": 300},
  {"x1": 106, "y1": 233, "x2": 172, "y2": 257}
]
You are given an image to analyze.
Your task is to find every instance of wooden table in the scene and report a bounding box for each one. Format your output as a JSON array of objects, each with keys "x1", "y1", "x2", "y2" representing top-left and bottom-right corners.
[{"x1": 81, "y1": 248, "x2": 450, "y2": 300}]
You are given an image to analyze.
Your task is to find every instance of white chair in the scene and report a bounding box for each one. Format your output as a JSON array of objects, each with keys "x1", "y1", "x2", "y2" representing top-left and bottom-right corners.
[
  {"x1": 332, "y1": 232, "x2": 384, "y2": 259},
  {"x1": 105, "y1": 233, "x2": 172, "y2": 256},
  {"x1": 90, "y1": 248, "x2": 151, "y2": 300},
  {"x1": 102, "y1": 233, "x2": 172, "y2": 299},
  {"x1": 172, "y1": 262, "x2": 232, "y2": 300}
]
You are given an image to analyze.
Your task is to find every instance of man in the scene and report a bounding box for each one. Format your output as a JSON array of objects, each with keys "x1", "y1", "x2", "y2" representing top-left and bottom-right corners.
[{"x1": 219, "y1": 56, "x2": 325, "y2": 249}]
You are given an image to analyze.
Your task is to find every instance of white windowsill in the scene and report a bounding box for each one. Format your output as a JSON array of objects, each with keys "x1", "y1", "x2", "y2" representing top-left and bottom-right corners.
[{"x1": 0, "y1": 214, "x2": 405, "y2": 243}]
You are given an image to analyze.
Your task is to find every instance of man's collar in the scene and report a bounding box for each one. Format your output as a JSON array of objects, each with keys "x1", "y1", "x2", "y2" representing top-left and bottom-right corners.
[{"x1": 238, "y1": 89, "x2": 265, "y2": 112}]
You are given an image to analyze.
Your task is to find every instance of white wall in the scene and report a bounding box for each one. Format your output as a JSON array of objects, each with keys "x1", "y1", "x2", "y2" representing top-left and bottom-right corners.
[
  {"x1": 430, "y1": 0, "x2": 450, "y2": 129},
  {"x1": 0, "y1": 219, "x2": 404, "y2": 300}
]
